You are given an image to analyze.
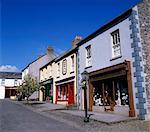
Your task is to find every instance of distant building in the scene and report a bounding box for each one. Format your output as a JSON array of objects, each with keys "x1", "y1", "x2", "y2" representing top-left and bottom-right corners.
[
  {"x1": 22, "y1": 46, "x2": 56, "y2": 82},
  {"x1": 39, "y1": 36, "x2": 82, "y2": 104},
  {"x1": 22, "y1": 46, "x2": 57, "y2": 100},
  {"x1": 0, "y1": 72, "x2": 22, "y2": 99},
  {"x1": 39, "y1": 59, "x2": 55, "y2": 102}
]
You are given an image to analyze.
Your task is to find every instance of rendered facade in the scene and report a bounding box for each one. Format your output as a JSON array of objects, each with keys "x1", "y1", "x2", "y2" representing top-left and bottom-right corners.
[
  {"x1": 77, "y1": 1, "x2": 150, "y2": 120},
  {"x1": 0, "y1": 72, "x2": 22, "y2": 99},
  {"x1": 22, "y1": 0, "x2": 149, "y2": 120}
]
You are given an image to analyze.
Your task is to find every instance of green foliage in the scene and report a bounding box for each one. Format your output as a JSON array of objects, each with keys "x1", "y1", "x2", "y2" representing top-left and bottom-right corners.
[{"x1": 17, "y1": 74, "x2": 40, "y2": 101}]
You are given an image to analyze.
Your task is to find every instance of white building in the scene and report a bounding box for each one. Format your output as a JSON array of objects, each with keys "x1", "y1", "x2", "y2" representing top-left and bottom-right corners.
[
  {"x1": 0, "y1": 72, "x2": 22, "y2": 99},
  {"x1": 77, "y1": 1, "x2": 150, "y2": 120}
]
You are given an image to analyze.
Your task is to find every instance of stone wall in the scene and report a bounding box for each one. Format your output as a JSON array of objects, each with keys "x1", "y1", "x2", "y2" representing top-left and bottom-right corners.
[{"x1": 138, "y1": 0, "x2": 150, "y2": 98}]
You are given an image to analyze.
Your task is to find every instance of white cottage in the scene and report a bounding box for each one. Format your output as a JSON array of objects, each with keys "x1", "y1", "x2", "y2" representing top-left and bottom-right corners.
[{"x1": 0, "y1": 72, "x2": 22, "y2": 99}]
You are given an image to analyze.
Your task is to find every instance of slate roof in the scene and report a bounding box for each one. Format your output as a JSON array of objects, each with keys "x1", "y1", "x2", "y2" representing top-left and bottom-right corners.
[
  {"x1": 0, "y1": 72, "x2": 22, "y2": 79},
  {"x1": 55, "y1": 46, "x2": 77, "y2": 62}
]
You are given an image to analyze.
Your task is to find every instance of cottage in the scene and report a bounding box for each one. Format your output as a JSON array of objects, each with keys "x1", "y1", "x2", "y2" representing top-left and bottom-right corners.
[{"x1": 0, "y1": 72, "x2": 22, "y2": 99}]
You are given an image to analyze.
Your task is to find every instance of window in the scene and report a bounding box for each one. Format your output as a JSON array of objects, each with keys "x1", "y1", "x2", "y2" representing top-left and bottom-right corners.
[
  {"x1": 57, "y1": 63, "x2": 60, "y2": 77},
  {"x1": 111, "y1": 29, "x2": 121, "y2": 58},
  {"x1": 86, "y1": 45, "x2": 92, "y2": 67},
  {"x1": 57, "y1": 85, "x2": 68, "y2": 100},
  {"x1": 62, "y1": 59, "x2": 67, "y2": 75},
  {"x1": 1, "y1": 79, "x2": 5, "y2": 86},
  {"x1": 14, "y1": 79, "x2": 18, "y2": 86},
  {"x1": 71, "y1": 55, "x2": 74, "y2": 73}
]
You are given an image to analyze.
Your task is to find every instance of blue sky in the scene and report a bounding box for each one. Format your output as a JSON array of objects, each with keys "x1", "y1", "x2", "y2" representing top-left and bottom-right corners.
[{"x1": 1, "y1": 0, "x2": 140, "y2": 72}]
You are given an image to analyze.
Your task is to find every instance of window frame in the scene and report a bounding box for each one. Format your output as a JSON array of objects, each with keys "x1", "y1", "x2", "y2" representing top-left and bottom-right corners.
[
  {"x1": 70, "y1": 55, "x2": 75, "y2": 73},
  {"x1": 1, "y1": 79, "x2": 5, "y2": 86},
  {"x1": 57, "y1": 62, "x2": 60, "y2": 78},
  {"x1": 111, "y1": 29, "x2": 122, "y2": 59},
  {"x1": 85, "y1": 45, "x2": 92, "y2": 67}
]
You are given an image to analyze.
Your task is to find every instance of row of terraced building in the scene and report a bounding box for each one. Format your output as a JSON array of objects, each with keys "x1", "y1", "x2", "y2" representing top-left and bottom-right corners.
[{"x1": 22, "y1": 0, "x2": 150, "y2": 120}]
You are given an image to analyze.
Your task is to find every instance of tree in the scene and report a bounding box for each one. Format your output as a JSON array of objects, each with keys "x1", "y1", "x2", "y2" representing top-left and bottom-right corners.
[{"x1": 17, "y1": 74, "x2": 40, "y2": 103}]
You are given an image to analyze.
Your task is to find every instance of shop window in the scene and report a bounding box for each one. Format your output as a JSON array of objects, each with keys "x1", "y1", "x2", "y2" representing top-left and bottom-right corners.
[
  {"x1": 86, "y1": 45, "x2": 91, "y2": 67},
  {"x1": 1, "y1": 79, "x2": 5, "y2": 86},
  {"x1": 70, "y1": 55, "x2": 74, "y2": 73},
  {"x1": 111, "y1": 29, "x2": 121, "y2": 58},
  {"x1": 57, "y1": 85, "x2": 68, "y2": 100}
]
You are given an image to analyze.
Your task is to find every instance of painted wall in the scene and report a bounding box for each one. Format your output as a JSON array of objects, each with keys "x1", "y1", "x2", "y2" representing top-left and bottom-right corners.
[
  {"x1": 0, "y1": 78, "x2": 22, "y2": 87},
  {"x1": 29, "y1": 53, "x2": 55, "y2": 82},
  {"x1": 0, "y1": 86, "x2": 5, "y2": 99},
  {"x1": 0, "y1": 78, "x2": 22, "y2": 99},
  {"x1": 39, "y1": 62, "x2": 54, "y2": 102},
  {"x1": 53, "y1": 52, "x2": 77, "y2": 104},
  {"x1": 40, "y1": 63, "x2": 53, "y2": 82},
  {"x1": 22, "y1": 67, "x2": 29, "y2": 81},
  {"x1": 78, "y1": 16, "x2": 135, "y2": 109},
  {"x1": 78, "y1": 5, "x2": 149, "y2": 120}
]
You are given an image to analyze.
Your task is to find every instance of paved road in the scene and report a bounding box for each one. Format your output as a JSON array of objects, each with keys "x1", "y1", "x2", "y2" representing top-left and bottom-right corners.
[{"x1": 0, "y1": 99, "x2": 82, "y2": 132}]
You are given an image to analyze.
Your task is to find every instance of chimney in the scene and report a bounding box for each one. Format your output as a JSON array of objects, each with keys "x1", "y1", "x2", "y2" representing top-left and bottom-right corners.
[
  {"x1": 46, "y1": 45, "x2": 54, "y2": 55},
  {"x1": 72, "y1": 36, "x2": 83, "y2": 47},
  {"x1": 38, "y1": 54, "x2": 43, "y2": 59}
]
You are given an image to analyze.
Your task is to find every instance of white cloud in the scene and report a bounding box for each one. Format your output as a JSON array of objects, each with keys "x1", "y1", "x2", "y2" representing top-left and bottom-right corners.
[{"x1": 0, "y1": 65, "x2": 19, "y2": 72}]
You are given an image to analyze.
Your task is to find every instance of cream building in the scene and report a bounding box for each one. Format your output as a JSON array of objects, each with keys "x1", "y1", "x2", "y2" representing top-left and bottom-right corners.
[
  {"x1": 53, "y1": 48, "x2": 77, "y2": 105},
  {"x1": 39, "y1": 59, "x2": 55, "y2": 102}
]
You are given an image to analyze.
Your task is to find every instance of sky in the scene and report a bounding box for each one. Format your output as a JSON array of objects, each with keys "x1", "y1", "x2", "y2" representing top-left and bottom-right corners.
[{"x1": 0, "y1": 0, "x2": 140, "y2": 72}]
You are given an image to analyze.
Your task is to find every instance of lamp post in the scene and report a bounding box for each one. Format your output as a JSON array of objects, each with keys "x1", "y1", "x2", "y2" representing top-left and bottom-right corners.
[{"x1": 81, "y1": 70, "x2": 89, "y2": 122}]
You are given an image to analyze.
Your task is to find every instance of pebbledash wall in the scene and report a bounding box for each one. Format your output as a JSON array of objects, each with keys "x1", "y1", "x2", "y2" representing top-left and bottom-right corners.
[
  {"x1": 77, "y1": 1, "x2": 149, "y2": 120},
  {"x1": 137, "y1": 0, "x2": 150, "y2": 99}
]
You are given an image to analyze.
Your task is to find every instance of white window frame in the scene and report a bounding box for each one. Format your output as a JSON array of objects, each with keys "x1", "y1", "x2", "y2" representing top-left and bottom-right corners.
[
  {"x1": 1, "y1": 79, "x2": 5, "y2": 86},
  {"x1": 14, "y1": 79, "x2": 18, "y2": 86},
  {"x1": 57, "y1": 62, "x2": 60, "y2": 77},
  {"x1": 86, "y1": 45, "x2": 92, "y2": 67},
  {"x1": 70, "y1": 55, "x2": 74, "y2": 73},
  {"x1": 111, "y1": 29, "x2": 121, "y2": 58}
]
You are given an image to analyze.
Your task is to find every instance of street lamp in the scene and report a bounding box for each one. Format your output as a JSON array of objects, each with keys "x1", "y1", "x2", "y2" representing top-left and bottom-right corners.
[{"x1": 81, "y1": 70, "x2": 89, "y2": 122}]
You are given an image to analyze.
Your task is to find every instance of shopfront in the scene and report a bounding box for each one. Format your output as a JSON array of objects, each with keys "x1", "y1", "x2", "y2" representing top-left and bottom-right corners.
[
  {"x1": 5, "y1": 87, "x2": 17, "y2": 98},
  {"x1": 40, "y1": 79, "x2": 53, "y2": 102},
  {"x1": 55, "y1": 77, "x2": 75, "y2": 105},
  {"x1": 88, "y1": 61, "x2": 135, "y2": 117}
]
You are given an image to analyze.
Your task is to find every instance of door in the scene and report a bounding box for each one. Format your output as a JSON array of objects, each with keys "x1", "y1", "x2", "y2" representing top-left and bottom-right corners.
[{"x1": 68, "y1": 82, "x2": 74, "y2": 105}]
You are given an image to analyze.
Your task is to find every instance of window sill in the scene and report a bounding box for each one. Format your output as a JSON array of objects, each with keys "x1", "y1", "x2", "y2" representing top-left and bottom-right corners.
[
  {"x1": 70, "y1": 71, "x2": 74, "y2": 74},
  {"x1": 110, "y1": 55, "x2": 122, "y2": 61},
  {"x1": 57, "y1": 100, "x2": 68, "y2": 102},
  {"x1": 85, "y1": 65, "x2": 92, "y2": 69}
]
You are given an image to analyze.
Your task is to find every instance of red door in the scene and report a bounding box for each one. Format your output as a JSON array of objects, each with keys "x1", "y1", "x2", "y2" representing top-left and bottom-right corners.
[{"x1": 68, "y1": 82, "x2": 74, "y2": 105}]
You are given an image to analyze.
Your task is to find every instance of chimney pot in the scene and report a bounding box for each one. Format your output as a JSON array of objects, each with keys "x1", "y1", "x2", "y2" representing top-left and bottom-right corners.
[{"x1": 72, "y1": 36, "x2": 83, "y2": 47}]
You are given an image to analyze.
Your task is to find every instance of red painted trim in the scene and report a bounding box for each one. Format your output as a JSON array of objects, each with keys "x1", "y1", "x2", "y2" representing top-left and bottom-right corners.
[{"x1": 55, "y1": 86, "x2": 58, "y2": 104}]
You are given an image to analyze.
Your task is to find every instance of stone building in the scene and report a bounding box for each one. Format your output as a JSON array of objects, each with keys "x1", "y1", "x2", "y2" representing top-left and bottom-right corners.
[{"x1": 137, "y1": 0, "x2": 150, "y2": 98}]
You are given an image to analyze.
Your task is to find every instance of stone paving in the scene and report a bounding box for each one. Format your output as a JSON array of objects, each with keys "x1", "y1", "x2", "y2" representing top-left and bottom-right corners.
[{"x1": 27, "y1": 101, "x2": 137, "y2": 124}]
